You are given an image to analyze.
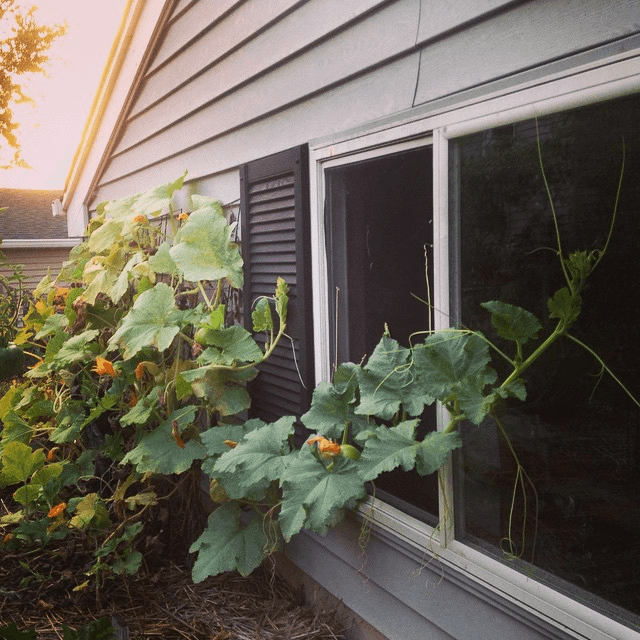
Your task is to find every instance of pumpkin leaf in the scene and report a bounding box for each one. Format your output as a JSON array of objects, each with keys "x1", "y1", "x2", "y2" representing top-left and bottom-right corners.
[
  {"x1": 109, "y1": 283, "x2": 183, "y2": 358},
  {"x1": 279, "y1": 450, "x2": 366, "y2": 541},
  {"x1": 190, "y1": 502, "x2": 272, "y2": 581},
  {"x1": 170, "y1": 205, "x2": 243, "y2": 287}
]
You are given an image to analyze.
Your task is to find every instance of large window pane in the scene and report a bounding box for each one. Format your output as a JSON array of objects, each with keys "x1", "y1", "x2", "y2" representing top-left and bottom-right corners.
[{"x1": 451, "y1": 94, "x2": 640, "y2": 624}]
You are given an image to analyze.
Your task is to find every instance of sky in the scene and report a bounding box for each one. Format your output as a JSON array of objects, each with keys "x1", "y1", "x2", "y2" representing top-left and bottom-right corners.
[{"x1": 0, "y1": 1, "x2": 128, "y2": 190}]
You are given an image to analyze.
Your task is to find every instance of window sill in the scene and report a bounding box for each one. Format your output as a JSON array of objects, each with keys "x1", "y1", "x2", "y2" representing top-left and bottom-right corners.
[{"x1": 355, "y1": 497, "x2": 638, "y2": 640}]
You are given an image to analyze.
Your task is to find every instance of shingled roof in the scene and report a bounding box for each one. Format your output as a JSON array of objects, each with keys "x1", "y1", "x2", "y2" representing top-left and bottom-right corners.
[{"x1": 0, "y1": 188, "x2": 66, "y2": 240}]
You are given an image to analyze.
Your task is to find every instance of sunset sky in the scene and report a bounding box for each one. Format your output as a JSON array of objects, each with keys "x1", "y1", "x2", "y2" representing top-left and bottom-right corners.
[{"x1": 0, "y1": 1, "x2": 128, "y2": 190}]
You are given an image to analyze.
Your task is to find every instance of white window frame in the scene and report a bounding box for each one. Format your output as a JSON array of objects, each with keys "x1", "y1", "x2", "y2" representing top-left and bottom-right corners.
[{"x1": 308, "y1": 47, "x2": 640, "y2": 640}]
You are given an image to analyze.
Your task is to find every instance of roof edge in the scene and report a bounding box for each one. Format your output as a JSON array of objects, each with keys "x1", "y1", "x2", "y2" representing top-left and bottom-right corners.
[
  {"x1": 2, "y1": 238, "x2": 82, "y2": 249},
  {"x1": 62, "y1": 0, "x2": 176, "y2": 236}
]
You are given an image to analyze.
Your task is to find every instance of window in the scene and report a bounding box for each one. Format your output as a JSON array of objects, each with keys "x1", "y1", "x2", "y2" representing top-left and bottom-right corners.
[
  {"x1": 310, "y1": 59, "x2": 640, "y2": 638},
  {"x1": 324, "y1": 145, "x2": 438, "y2": 518},
  {"x1": 450, "y1": 93, "x2": 640, "y2": 626}
]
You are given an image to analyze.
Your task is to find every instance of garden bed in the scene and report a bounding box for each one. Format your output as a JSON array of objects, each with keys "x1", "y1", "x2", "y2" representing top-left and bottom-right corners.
[{"x1": 0, "y1": 549, "x2": 344, "y2": 639}]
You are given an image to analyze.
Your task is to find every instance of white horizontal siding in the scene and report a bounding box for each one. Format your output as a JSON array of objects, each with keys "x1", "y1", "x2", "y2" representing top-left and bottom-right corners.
[
  {"x1": 92, "y1": 52, "x2": 419, "y2": 203},
  {"x1": 115, "y1": 0, "x2": 398, "y2": 150},
  {"x1": 92, "y1": 0, "x2": 640, "y2": 209},
  {"x1": 414, "y1": 0, "x2": 640, "y2": 104},
  {"x1": 145, "y1": 0, "x2": 261, "y2": 80},
  {"x1": 417, "y1": 0, "x2": 521, "y2": 44}
]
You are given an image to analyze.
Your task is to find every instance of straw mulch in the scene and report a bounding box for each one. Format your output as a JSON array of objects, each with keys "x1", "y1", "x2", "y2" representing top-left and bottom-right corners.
[{"x1": 0, "y1": 553, "x2": 345, "y2": 639}]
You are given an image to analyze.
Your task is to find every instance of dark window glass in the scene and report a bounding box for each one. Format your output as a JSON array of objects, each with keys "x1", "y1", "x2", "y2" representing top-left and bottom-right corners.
[
  {"x1": 325, "y1": 147, "x2": 438, "y2": 519},
  {"x1": 451, "y1": 94, "x2": 640, "y2": 624}
]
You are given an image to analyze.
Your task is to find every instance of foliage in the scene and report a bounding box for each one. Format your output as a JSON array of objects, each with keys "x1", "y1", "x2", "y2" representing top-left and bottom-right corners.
[
  {"x1": 0, "y1": 617, "x2": 113, "y2": 640},
  {"x1": 0, "y1": 173, "x2": 288, "y2": 588},
  {"x1": 0, "y1": 164, "x2": 628, "y2": 591},
  {"x1": 0, "y1": 240, "x2": 28, "y2": 379},
  {"x1": 0, "y1": 0, "x2": 67, "y2": 168}
]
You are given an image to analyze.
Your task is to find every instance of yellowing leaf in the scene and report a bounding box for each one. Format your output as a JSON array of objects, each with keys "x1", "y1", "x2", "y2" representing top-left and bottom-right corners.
[
  {"x1": 109, "y1": 283, "x2": 182, "y2": 358},
  {"x1": 170, "y1": 206, "x2": 243, "y2": 286}
]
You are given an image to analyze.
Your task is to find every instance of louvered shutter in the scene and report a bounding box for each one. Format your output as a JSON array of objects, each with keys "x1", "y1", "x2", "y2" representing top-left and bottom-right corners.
[{"x1": 240, "y1": 145, "x2": 314, "y2": 421}]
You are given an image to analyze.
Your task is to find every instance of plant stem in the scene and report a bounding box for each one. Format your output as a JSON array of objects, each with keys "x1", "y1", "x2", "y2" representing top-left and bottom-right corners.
[{"x1": 499, "y1": 321, "x2": 564, "y2": 391}]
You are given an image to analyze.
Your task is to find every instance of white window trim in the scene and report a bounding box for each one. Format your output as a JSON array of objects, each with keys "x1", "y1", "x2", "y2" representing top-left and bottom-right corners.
[{"x1": 308, "y1": 48, "x2": 640, "y2": 640}]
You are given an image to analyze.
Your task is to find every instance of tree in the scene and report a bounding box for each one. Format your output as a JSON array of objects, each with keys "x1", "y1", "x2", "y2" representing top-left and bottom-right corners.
[{"x1": 0, "y1": 0, "x2": 66, "y2": 168}]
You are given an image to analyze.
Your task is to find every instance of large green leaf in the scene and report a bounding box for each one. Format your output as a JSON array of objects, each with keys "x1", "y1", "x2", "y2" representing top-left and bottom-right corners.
[
  {"x1": 279, "y1": 451, "x2": 366, "y2": 541},
  {"x1": 0, "y1": 442, "x2": 45, "y2": 486},
  {"x1": 109, "y1": 283, "x2": 182, "y2": 358},
  {"x1": 412, "y1": 331, "x2": 494, "y2": 402},
  {"x1": 481, "y1": 301, "x2": 542, "y2": 344},
  {"x1": 356, "y1": 336, "x2": 433, "y2": 420},
  {"x1": 34, "y1": 313, "x2": 68, "y2": 340},
  {"x1": 148, "y1": 242, "x2": 178, "y2": 276},
  {"x1": 301, "y1": 363, "x2": 368, "y2": 439},
  {"x1": 190, "y1": 502, "x2": 271, "y2": 581},
  {"x1": 213, "y1": 417, "x2": 294, "y2": 498},
  {"x1": 120, "y1": 406, "x2": 205, "y2": 474},
  {"x1": 101, "y1": 194, "x2": 138, "y2": 220},
  {"x1": 82, "y1": 249, "x2": 129, "y2": 305},
  {"x1": 51, "y1": 330, "x2": 99, "y2": 366},
  {"x1": 86, "y1": 219, "x2": 124, "y2": 254},
  {"x1": 0, "y1": 411, "x2": 33, "y2": 448},
  {"x1": 110, "y1": 252, "x2": 144, "y2": 303},
  {"x1": 356, "y1": 422, "x2": 462, "y2": 481},
  {"x1": 49, "y1": 400, "x2": 89, "y2": 443},
  {"x1": 130, "y1": 171, "x2": 187, "y2": 217},
  {"x1": 197, "y1": 326, "x2": 264, "y2": 366},
  {"x1": 200, "y1": 419, "x2": 265, "y2": 475},
  {"x1": 170, "y1": 206, "x2": 244, "y2": 286},
  {"x1": 180, "y1": 365, "x2": 256, "y2": 416}
]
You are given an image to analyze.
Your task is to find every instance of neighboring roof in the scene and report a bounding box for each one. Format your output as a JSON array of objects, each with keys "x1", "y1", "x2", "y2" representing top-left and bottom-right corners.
[
  {"x1": 63, "y1": 0, "x2": 172, "y2": 237},
  {"x1": 0, "y1": 188, "x2": 65, "y2": 240}
]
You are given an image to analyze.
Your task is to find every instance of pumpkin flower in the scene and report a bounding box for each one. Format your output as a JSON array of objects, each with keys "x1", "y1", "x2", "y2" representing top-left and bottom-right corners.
[
  {"x1": 223, "y1": 439, "x2": 238, "y2": 449},
  {"x1": 47, "y1": 502, "x2": 66, "y2": 518},
  {"x1": 54, "y1": 286, "x2": 70, "y2": 298},
  {"x1": 93, "y1": 357, "x2": 118, "y2": 377},
  {"x1": 177, "y1": 212, "x2": 189, "y2": 221},
  {"x1": 133, "y1": 214, "x2": 147, "y2": 224},
  {"x1": 307, "y1": 435, "x2": 341, "y2": 458},
  {"x1": 134, "y1": 362, "x2": 146, "y2": 380},
  {"x1": 2, "y1": 533, "x2": 14, "y2": 544}
]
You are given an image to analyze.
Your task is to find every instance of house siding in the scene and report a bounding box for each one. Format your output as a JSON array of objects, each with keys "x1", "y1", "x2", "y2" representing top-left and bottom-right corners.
[
  {"x1": 0, "y1": 247, "x2": 71, "y2": 292},
  {"x1": 77, "y1": 1, "x2": 640, "y2": 638},
  {"x1": 89, "y1": 0, "x2": 639, "y2": 206}
]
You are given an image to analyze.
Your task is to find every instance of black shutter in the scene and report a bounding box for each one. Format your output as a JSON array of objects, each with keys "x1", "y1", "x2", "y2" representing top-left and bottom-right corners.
[{"x1": 240, "y1": 145, "x2": 314, "y2": 421}]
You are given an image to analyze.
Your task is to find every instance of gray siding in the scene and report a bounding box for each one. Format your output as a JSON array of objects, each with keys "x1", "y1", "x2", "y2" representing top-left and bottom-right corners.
[
  {"x1": 1, "y1": 248, "x2": 71, "y2": 291},
  {"x1": 287, "y1": 518, "x2": 573, "y2": 640},
  {"x1": 90, "y1": 0, "x2": 640, "y2": 206}
]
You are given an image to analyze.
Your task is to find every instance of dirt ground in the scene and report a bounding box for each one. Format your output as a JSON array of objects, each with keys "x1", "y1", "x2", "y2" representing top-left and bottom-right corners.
[{"x1": 0, "y1": 545, "x2": 345, "y2": 639}]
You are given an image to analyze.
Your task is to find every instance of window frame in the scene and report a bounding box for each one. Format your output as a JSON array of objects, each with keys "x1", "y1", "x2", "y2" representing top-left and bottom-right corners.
[{"x1": 308, "y1": 47, "x2": 640, "y2": 640}]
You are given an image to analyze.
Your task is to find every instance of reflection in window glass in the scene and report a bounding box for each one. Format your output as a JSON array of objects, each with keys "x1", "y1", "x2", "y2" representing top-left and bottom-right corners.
[{"x1": 451, "y1": 94, "x2": 640, "y2": 623}]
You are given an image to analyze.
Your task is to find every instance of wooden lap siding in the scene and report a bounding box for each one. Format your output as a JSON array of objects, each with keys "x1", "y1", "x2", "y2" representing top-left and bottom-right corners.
[
  {"x1": 0, "y1": 248, "x2": 71, "y2": 291},
  {"x1": 90, "y1": 0, "x2": 639, "y2": 206},
  {"x1": 240, "y1": 145, "x2": 314, "y2": 422}
]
